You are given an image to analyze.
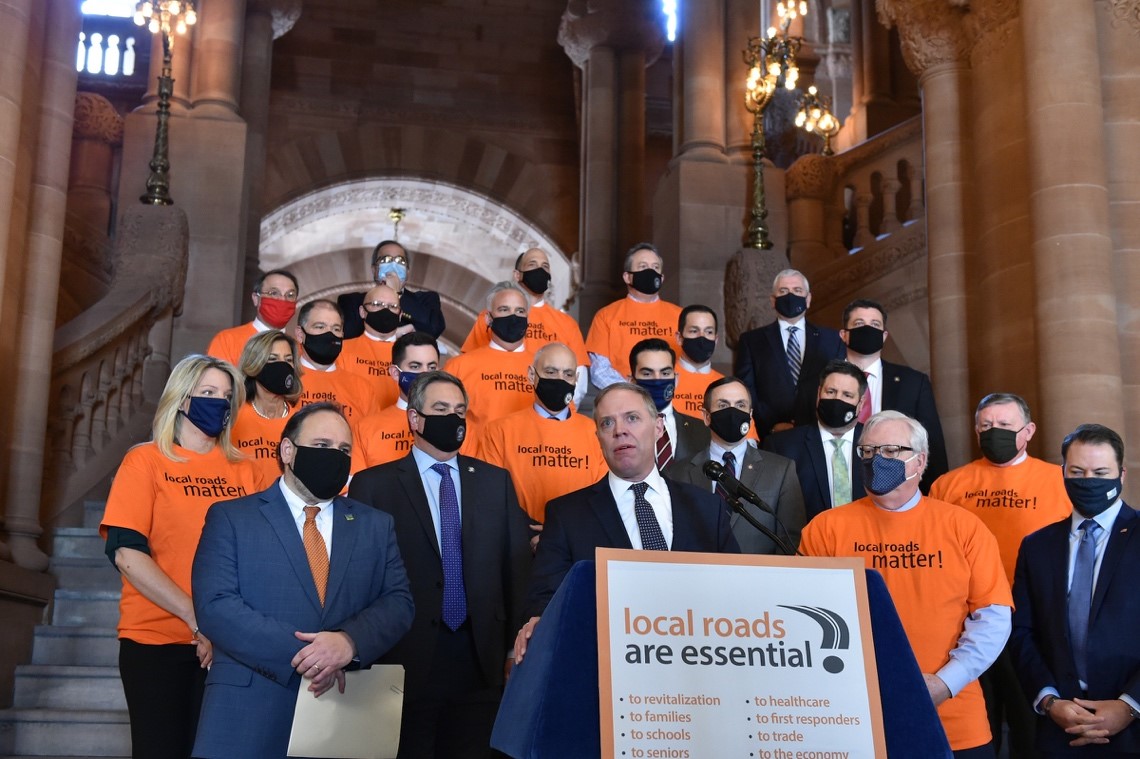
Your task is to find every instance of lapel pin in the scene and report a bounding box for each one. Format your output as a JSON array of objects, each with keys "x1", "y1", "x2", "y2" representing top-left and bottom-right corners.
[
  {"x1": 747, "y1": 464, "x2": 754, "y2": 470},
  {"x1": 467, "y1": 466, "x2": 475, "y2": 473},
  {"x1": 345, "y1": 514, "x2": 355, "y2": 521}
]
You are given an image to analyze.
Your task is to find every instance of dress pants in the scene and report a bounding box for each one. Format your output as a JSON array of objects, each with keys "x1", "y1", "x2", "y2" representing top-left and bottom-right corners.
[{"x1": 119, "y1": 639, "x2": 205, "y2": 759}]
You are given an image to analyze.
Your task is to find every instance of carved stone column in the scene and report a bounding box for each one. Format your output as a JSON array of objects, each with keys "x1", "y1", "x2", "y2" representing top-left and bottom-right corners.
[
  {"x1": 1022, "y1": 0, "x2": 1123, "y2": 447},
  {"x1": 191, "y1": 0, "x2": 248, "y2": 118},
  {"x1": 786, "y1": 153, "x2": 837, "y2": 270},
  {"x1": 69, "y1": 93, "x2": 124, "y2": 234},
  {"x1": 6, "y1": 0, "x2": 81, "y2": 571},
  {"x1": 559, "y1": 0, "x2": 665, "y2": 327},
  {"x1": 676, "y1": 0, "x2": 726, "y2": 161},
  {"x1": 238, "y1": 0, "x2": 300, "y2": 321},
  {"x1": 878, "y1": 0, "x2": 972, "y2": 468}
]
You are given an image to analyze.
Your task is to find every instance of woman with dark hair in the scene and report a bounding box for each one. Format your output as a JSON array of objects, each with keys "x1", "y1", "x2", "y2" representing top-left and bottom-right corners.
[{"x1": 100, "y1": 354, "x2": 265, "y2": 758}]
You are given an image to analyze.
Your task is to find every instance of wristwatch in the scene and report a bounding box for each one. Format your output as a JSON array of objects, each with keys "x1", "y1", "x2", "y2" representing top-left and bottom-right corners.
[
  {"x1": 1123, "y1": 700, "x2": 1140, "y2": 721},
  {"x1": 1041, "y1": 695, "x2": 1058, "y2": 714}
]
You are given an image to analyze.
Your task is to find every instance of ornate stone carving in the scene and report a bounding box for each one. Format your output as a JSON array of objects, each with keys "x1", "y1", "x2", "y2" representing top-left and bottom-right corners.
[
  {"x1": 811, "y1": 222, "x2": 927, "y2": 298},
  {"x1": 828, "y1": 7, "x2": 852, "y2": 44},
  {"x1": 877, "y1": 0, "x2": 970, "y2": 76},
  {"x1": 248, "y1": 0, "x2": 302, "y2": 39},
  {"x1": 557, "y1": 0, "x2": 666, "y2": 69},
  {"x1": 965, "y1": 0, "x2": 1019, "y2": 65},
  {"x1": 786, "y1": 153, "x2": 837, "y2": 201},
  {"x1": 1109, "y1": 0, "x2": 1140, "y2": 34},
  {"x1": 723, "y1": 248, "x2": 790, "y2": 347},
  {"x1": 73, "y1": 92, "x2": 124, "y2": 145}
]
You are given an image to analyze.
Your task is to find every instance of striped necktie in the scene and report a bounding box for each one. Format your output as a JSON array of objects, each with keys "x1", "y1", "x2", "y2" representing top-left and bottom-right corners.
[
  {"x1": 655, "y1": 415, "x2": 674, "y2": 470},
  {"x1": 787, "y1": 325, "x2": 802, "y2": 384}
]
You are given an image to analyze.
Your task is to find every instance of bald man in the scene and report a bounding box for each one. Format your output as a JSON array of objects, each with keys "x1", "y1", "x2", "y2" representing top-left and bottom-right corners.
[{"x1": 340, "y1": 282, "x2": 406, "y2": 409}]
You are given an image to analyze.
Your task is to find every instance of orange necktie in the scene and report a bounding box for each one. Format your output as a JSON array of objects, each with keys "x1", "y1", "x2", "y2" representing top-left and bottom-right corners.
[{"x1": 303, "y1": 506, "x2": 329, "y2": 605}]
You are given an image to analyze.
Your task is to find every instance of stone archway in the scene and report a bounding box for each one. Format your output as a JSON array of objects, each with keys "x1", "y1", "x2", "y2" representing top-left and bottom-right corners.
[{"x1": 258, "y1": 177, "x2": 577, "y2": 351}]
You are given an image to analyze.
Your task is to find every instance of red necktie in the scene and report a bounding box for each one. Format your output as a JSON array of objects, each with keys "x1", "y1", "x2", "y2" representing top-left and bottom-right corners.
[
  {"x1": 857, "y1": 371, "x2": 872, "y2": 423},
  {"x1": 655, "y1": 415, "x2": 674, "y2": 470}
]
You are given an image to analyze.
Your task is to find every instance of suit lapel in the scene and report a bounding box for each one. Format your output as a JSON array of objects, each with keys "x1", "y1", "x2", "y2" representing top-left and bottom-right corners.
[
  {"x1": 880, "y1": 361, "x2": 900, "y2": 411},
  {"x1": 766, "y1": 323, "x2": 793, "y2": 390},
  {"x1": 850, "y1": 423, "x2": 865, "y2": 497},
  {"x1": 590, "y1": 480, "x2": 633, "y2": 550},
  {"x1": 803, "y1": 431, "x2": 831, "y2": 507},
  {"x1": 668, "y1": 480, "x2": 701, "y2": 550},
  {"x1": 323, "y1": 497, "x2": 358, "y2": 618},
  {"x1": 1090, "y1": 506, "x2": 1137, "y2": 620},
  {"x1": 396, "y1": 453, "x2": 441, "y2": 557},
  {"x1": 260, "y1": 489, "x2": 324, "y2": 614},
  {"x1": 457, "y1": 456, "x2": 480, "y2": 574},
  {"x1": 1044, "y1": 521, "x2": 1073, "y2": 650}
]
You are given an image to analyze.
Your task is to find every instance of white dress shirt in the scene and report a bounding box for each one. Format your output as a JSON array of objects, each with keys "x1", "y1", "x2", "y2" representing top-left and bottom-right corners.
[
  {"x1": 778, "y1": 317, "x2": 806, "y2": 355},
  {"x1": 279, "y1": 479, "x2": 333, "y2": 558},
  {"x1": 607, "y1": 467, "x2": 674, "y2": 549}
]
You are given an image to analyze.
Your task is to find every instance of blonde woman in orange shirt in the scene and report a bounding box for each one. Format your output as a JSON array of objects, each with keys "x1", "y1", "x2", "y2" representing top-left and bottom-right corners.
[{"x1": 232, "y1": 330, "x2": 303, "y2": 483}]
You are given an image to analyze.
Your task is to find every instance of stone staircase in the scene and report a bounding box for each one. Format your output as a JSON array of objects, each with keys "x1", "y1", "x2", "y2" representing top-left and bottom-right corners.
[{"x1": 0, "y1": 501, "x2": 129, "y2": 758}]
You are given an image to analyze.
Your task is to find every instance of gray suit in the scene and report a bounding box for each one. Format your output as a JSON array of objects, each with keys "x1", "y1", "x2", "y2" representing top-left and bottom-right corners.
[{"x1": 668, "y1": 445, "x2": 806, "y2": 554}]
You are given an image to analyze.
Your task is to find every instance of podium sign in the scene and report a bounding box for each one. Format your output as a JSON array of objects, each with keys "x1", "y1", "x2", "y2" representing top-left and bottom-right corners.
[{"x1": 596, "y1": 550, "x2": 886, "y2": 759}]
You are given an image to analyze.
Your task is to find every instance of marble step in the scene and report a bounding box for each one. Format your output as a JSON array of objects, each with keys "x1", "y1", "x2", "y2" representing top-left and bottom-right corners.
[
  {"x1": 12, "y1": 666, "x2": 125, "y2": 711},
  {"x1": 51, "y1": 529, "x2": 105, "y2": 562},
  {"x1": 50, "y1": 590, "x2": 120, "y2": 629},
  {"x1": 30, "y1": 626, "x2": 118, "y2": 668},
  {"x1": 48, "y1": 558, "x2": 119, "y2": 593},
  {"x1": 0, "y1": 709, "x2": 129, "y2": 757}
]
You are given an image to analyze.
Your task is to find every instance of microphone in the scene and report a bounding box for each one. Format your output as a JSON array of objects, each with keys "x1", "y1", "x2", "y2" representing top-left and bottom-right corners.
[{"x1": 702, "y1": 460, "x2": 774, "y2": 515}]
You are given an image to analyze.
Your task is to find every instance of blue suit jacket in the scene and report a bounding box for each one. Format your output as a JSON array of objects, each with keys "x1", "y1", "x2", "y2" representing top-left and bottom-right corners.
[
  {"x1": 1010, "y1": 505, "x2": 1140, "y2": 755},
  {"x1": 525, "y1": 477, "x2": 740, "y2": 617},
  {"x1": 191, "y1": 483, "x2": 414, "y2": 759},
  {"x1": 734, "y1": 320, "x2": 845, "y2": 436},
  {"x1": 762, "y1": 423, "x2": 865, "y2": 522}
]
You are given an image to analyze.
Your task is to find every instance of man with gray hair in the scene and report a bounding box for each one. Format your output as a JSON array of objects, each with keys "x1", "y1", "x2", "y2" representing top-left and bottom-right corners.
[
  {"x1": 800, "y1": 410, "x2": 1013, "y2": 758},
  {"x1": 734, "y1": 268, "x2": 845, "y2": 437},
  {"x1": 930, "y1": 393, "x2": 1070, "y2": 759},
  {"x1": 444, "y1": 282, "x2": 536, "y2": 441}
]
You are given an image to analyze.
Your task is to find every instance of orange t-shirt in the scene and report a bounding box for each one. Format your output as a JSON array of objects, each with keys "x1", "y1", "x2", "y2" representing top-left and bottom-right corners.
[
  {"x1": 799, "y1": 496, "x2": 1011, "y2": 751},
  {"x1": 444, "y1": 345, "x2": 536, "y2": 432},
  {"x1": 473, "y1": 407, "x2": 608, "y2": 522},
  {"x1": 230, "y1": 402, "x2": 290, "y2": 484},
  {"x1": 461, "y1": 303, "x2": 589, "y2": 365},
  {"x1": 930, "y1": 456, "x2": 1070, "y2": 585},
  {"x1": 585, "y1": 297, "x2": 682, "y2": 378},
  {"x1": 338, "y1": 334, "x2": 399, "y2": 409},
  {"x1": 353, "y1": 402, "x2": 414, "y2": 473},
  {"x1": 100, "y1": 443, "x2": 265, "y2": 645},
  {"x1": 297, "y1": 364, "x2": 381, "y2": 422},
  {"x1": 205, "y1": 322, "x2": 258, "y2": 366}
]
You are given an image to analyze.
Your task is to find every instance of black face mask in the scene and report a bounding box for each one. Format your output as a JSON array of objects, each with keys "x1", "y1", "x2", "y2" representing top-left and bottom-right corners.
[
  {"x1": 289, "y1": 444, "x2": 351, "y2": 501},
  {"x1": 418, "y1": 413, "x2": 467, "y2": 453},
  {"x1": 774, "y1": 293, "x2": 807, "y2": 318},
  {"x1": 303, "y1": 330, "x2": 343, "y2": 366},
  {"x1": 845, "y1": 325, "x2": 884, "y2": 356},
  {"x1": 817, "y1": 398, "x2": 858, "y2": 429},
  {"x1": 681, "y1": 336, "x2": 716, "y2": 365},
  {"x1": 535, "y1": 377, "x2": 575, "y2": 413},
  {"x1": 519, "y1": 268, "x2": 551, "y2": 296},
  {"x1": 979, "y1": 427, "x2": 1022, "y2": 465},
  {"x1": 709, "y1": 407, "x2": 751, "y2": 444},
  {"x1": 490, "y1": 314, "x2": 528, "y2": 344},
  {"x1": 1064, "y1": 476, "x2": 1122, "y2": 518},
  {"x1": 256, "y1": 361, "x2": 296, "y2": 396},
  {"x1": 365, "y1": 308, "x2": 402, "y2": 334},
  {"x1": 629, "y1": 269, "x2": 662, "y2": 295}
]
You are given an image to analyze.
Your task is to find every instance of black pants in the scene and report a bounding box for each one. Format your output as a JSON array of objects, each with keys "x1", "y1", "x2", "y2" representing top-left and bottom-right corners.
[
  {"x1": 981, "y1": 645, "x2": 1039, "y2": 758},
  {"x1": 119, "y1": 639, "x2": 206, "y2": 759},
  {"x1": 954, "y1": 743, "x2": 995, "y2": 759},
  {"x1": 397, "y1": 622, "x2": 503, "y2": 759}
]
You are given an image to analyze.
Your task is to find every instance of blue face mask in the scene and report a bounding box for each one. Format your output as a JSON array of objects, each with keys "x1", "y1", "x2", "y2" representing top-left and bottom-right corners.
[
  {"x1": 376, "y1": 262, "x2": 407, "y2": 285},
  {"x1": 862, "y1": 454, "x2": 917, "y2": 496},
  {"x1": 397, "y1": 370, "x2": 420, "y2": 397},
  {"x1": 636, "y1": 377, "x2": 676, "y2": 412},
  {"x1": 183, "y1": 396, "x2": 231, "y2": 438},
  {"x1": 1064, "y1": 476, "x2": 1121, "y2": 518}
]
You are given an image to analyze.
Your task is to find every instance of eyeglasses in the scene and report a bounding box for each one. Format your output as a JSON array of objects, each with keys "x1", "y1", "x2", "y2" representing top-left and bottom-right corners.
[
  {"x1": 855, "y1": 444, "x2": 914, "y2": 460},
  {"x1": 363, "y1": 301, "x2": 400, "y2": 313},
  {"x1": 258, "y1": 289, "x2": 298, "y2": 301},
  {"x1": 375, "y1": 255, "x2": 407, "y2": 266}
]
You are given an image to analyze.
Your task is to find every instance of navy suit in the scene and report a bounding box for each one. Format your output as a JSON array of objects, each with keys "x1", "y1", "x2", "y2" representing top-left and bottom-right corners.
[
  {"x1": 1010, "y1": 505, "x2": 1140, "y2": 756},
  {"x1": 191, "y1": 483, "x2": 414, "y2": 759},
  {"x1": 339, "y1": 287, "x2": 446, "y2": 339},
  {"x1": 667, "y1": 445, "x2": 806, "y2": 554},
  {"x1": 762, "y1": 423, "x2": 865, "y2": 522},
  {"x1": 525, "y1": 477, "x2": 740, "y2": 617},
  {"x1": 734, "y1": 320, "x2": 845, "y2": 436}
]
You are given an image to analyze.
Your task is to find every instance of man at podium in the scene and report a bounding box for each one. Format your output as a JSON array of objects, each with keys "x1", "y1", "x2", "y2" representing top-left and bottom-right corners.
[{"x1": 513, "y1": 382, "x2": 738, "y2": 663}]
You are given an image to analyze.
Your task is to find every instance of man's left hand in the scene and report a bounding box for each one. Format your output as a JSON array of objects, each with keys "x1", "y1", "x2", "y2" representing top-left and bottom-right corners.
[
  {"x1": 309, "y1": 668, "x2": 346, "y2": 698},
  {"x1": 1068, "y1": 699, "x2": 1136, "y2": 744},
  {"x1": 292, "y1": 630, "x2": 355, "y2": 685},
  {"x1": 923, "y1": 673, "x2": 951, "y2": 707}
]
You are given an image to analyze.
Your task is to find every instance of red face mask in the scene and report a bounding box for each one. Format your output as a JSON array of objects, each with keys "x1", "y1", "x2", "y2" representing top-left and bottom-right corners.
[{"x1": 258, "y1": 296, "x2": 297, "y2": 328}]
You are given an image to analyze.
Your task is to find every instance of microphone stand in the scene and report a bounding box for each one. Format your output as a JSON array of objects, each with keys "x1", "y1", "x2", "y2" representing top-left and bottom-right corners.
[{"x1": 722, "y1": 491, "x2": 796, "y2": 556}]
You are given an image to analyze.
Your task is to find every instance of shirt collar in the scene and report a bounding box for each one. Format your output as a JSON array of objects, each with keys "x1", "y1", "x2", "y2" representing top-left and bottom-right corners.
[
  {"x1": 396, "y1": 397, "x2": 408, "y2": 410},
  {"x1": 678, "y1": 357, "x2": 711, "y2": 373},
  {"x1": 818, "y1": 423, "x2": 856, "y2": 444},
  {"x1": 300, "y1": 356, "x2": 336, "y2": 372},
  {"x1": 1069, "y1": 499, "x2": 1123, "y2": 533},
  {"x1": 252, "y1": 317, "x2": 272, "y2": 332},
  {"x1": 411, "y1": 445, "x2": 457, "y2": 475},
  {"x1": 710, "y1": 437, "x2": 750, "y2": 464},
  {"x1": 490, "y1": 340, "x2": 527, "y2": 353},
  {"x1": 607, "y1": 465, "x2": 669, "y2": 501},
  {"x1": 534, "y1": 402, "x2": 571, "y2": 421},
  {"x1": 364, "y1": 329, "x2": 398, "y2": 342},
  {"x1": 778, "y1": 315, "x2": 806, "y2": 328},
  {"x1": 278, "y1": 476, "x2": 333, "y2": 511}
]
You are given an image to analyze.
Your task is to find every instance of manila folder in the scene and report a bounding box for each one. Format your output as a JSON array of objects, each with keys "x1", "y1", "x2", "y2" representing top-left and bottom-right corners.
[{"x1": 287, "y1": 665, "x2": 404, "y2": 758}]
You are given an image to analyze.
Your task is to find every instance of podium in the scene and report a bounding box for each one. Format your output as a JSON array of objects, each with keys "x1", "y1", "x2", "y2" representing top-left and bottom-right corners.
[{"x1": 492, "y1": 561, "x2": 951, "y2": 758}]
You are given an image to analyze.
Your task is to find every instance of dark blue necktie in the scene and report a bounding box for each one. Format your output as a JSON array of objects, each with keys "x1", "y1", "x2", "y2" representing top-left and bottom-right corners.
[
  {"x1": 631, "y1": 482, "x2": 668, "y2": 551},
  {"x1": 1067, "y1": 518, "x2": 1101, "y2": 684},
  {"x1": 431, "y1": 463, "x2": 467, "y2": 630},
  {"x1": 787, "y1": 325, "x2": 802, "y2": 384},
  {"x1": 716, "y1": 450, "x2": 737, "y2": 503}
]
